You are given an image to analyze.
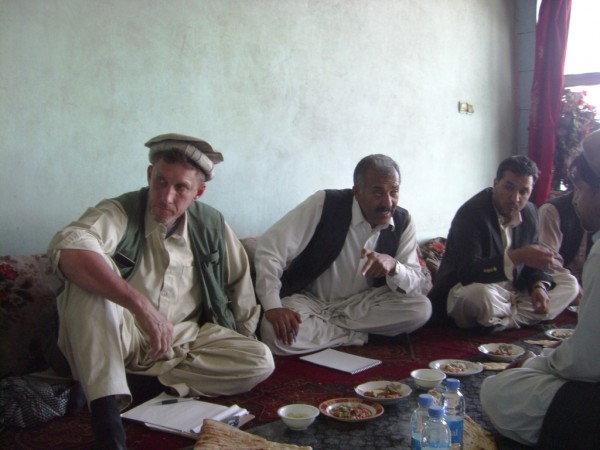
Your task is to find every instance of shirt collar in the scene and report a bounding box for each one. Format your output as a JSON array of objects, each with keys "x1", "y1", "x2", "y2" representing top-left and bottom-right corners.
[
  {"x1": 495, "y1": 207, "x2": 522, "y2": 229},
  {"x1": 351, "y1": 197, "x2": 395, "y2": 232},
  {"x1": 144, "y1": 207, "x2": 188, "y2": 240}
]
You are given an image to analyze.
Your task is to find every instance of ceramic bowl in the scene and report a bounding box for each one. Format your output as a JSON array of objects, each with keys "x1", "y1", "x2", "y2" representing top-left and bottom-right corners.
[
  {"x1": 410, "y1": 368, "x2": 446, "y2": 389},
  {"x1": 277, "y1": 404, "x2": 319, "y2": 430}
]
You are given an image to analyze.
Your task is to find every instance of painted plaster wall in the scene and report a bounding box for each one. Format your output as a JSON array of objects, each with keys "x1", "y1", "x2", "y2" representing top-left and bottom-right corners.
[{"x1": 0, "y1": 0, "x2": 517, "y2": 255}]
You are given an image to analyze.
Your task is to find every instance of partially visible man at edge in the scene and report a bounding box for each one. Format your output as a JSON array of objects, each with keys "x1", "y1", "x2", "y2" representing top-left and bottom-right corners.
[
  {"x1": 428, "y1": 155, "x2": 578, "y2": 332},
  {"x1": 538, "y1": 188, "x2": 592, "y2": 305},
  {"x1": 480, "y1": 129, "x2": 600, "y2": 449},
  {"x1": 254, "y1": 154, "x2": 432, "y2": 356},
  {"x1": 48, "y1": 134, "x2": 274, "y2": 449}
]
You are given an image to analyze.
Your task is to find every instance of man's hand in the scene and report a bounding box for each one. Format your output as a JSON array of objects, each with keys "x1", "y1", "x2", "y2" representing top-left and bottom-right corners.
[
  {"x1": 531, "y1": 285, "x2": 550, "y2": 314},
  {"x1": 508, "y1": 245, "x2": 554, "y2": 269},
  {"x1": 264, "y1": 308, "x2": 302, "y2": 346},
  {"x1": 59, "y1": 249, "x2": 174, "y2": 361},
  {"x1": 134, "y1": 304, "x2": 174, "y2": 360},
  {"x1": 360, "y1": 249, "x2": 396, "y2": 278}
]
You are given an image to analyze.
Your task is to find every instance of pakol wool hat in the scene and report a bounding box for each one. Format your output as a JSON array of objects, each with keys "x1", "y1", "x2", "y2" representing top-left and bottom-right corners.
[
  {"x1": 582, "y1": 129, "x2": 600, "y2": 178},
  {"x1": 144, "y1": 133, "x2": 223, "y2": 181}
]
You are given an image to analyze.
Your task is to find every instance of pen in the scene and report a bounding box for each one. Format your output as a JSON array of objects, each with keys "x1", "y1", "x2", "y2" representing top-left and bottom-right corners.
[
  {"x1": 156, "y1": 397, "x2": 200, "y2": 405},
  {"x1": 291, "y1": 328, "x2": 297, "y2": 343}
]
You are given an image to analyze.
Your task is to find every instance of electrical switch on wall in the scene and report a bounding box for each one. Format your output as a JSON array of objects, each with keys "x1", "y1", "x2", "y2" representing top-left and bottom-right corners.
[{"x1": 458, "y1": 101, "x2": 474, "y2": 114}]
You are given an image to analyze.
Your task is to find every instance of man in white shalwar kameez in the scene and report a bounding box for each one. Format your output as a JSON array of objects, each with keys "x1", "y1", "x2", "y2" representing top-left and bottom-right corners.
[
  {"x1": 480, "y1": 130, "x2": 600, "y2": 448},
  {"x1": 48, "y1": 134, "x2": 274, "y2": 449},
  {"x1": 255, "y1": 154, "x2": 432, "y2": 356}
]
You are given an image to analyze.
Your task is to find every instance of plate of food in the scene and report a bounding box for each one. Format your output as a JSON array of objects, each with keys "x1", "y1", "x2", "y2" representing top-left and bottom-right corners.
[
  {"x1": 477, "y1": 343, "x2": 525, "y2": 362},
  {"x1": 545, "y1": 328, "x2": 574, "y2": 340},
  {"x1": 354, "y1": 381, "x2": 412, "y2": 405},
  {"x1": 319, "y1": 397, "x2": 384, "y2": 422},
  {"x1": 429, "y1": 359, "x2": 483, "y2": 376}
]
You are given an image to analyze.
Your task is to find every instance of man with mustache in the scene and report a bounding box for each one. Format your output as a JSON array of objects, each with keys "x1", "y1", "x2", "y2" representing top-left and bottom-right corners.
[
  {"x1": 428, "y1": 156, "x2": 577, "y2": 332},
  {"x1": 48, "y1": 134, "x2": 274, "y2": 449},
  {"x1": 255, "y1": 154, "x2": 432, "y2": 355},
  {"x1": 480, "y1": 130, "x2": 600, "y2": 449}
]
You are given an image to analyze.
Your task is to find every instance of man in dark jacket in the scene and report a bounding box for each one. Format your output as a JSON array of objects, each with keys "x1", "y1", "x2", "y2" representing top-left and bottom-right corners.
[{"x1": 429, "y1": 156, "x2": 578, "y2": 332}]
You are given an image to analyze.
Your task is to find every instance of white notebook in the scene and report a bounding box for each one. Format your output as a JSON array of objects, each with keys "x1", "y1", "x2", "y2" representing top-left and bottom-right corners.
[
  {"x1": 300, "y1": 348, "x2": 382, "y2": 374},
  {"x1": 121, "y1": 393, "x2": 251, "y2": 439}
]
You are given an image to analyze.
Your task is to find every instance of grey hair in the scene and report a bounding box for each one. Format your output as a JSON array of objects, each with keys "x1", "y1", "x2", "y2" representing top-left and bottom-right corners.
[{"x1": 353, "y1": 154, "x2": 401, "y2": 191}]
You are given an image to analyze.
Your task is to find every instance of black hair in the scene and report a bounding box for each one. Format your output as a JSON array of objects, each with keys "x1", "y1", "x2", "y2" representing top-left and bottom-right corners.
[{"x1": 496, "y1": 155, "x2": 539, "y2": 184}]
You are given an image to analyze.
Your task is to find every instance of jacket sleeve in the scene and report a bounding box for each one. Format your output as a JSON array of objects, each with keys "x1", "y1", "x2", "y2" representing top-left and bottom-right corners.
[{"x1": 446, "y1": 207, "x2": 508, "y2": 286}]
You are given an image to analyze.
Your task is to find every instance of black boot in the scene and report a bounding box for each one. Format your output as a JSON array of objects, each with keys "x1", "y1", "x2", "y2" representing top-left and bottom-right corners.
[{"x1": 90, "y1": 396, "x2": 127, "y2": 450}]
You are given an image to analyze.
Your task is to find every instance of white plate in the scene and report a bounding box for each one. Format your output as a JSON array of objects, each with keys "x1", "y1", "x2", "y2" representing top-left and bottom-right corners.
[
  {"x1": 477, "y1": 343, "x2": 525, "y2": 362},
  {"x1": 429, "y1": 359, "x2": 483, "y2": 376},
  {"x1": 319, "y1": 397, "x2": 384, "y2": 422},
  {"x1": 545, "y1": 328, "x2": 574, "y2": 340},
  {"x1": 354, "y1": 381, "x2": 412, "y2": 405}
]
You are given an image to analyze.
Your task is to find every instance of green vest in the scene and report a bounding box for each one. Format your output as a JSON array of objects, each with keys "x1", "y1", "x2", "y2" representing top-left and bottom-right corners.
[{"x1": 112, "y1": 188, "x2": 237, "y2": 331}]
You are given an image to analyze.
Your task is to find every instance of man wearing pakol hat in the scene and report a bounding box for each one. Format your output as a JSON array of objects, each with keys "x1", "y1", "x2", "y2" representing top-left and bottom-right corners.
[
  {"x1": 481, "y1": 129, "x2": 600, "y2": 449},
  {"x1": 428, "y1": 155, "x2": 578, "y2": 331},
  {"x1": 48, "y1": 134, "x2": 274, "y2": 449},
  {"x1": 255, "y1": 154, "x2": 432, "y2": 356}
]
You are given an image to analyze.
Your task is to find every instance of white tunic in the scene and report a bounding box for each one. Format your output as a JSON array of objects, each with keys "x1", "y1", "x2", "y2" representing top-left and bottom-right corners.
[
  {"x1": 480, "y1": 231, "x2": 600, "y2": 445},
  {"x1": 255, "y1": 190, "x2": 432, "y2": 355}
]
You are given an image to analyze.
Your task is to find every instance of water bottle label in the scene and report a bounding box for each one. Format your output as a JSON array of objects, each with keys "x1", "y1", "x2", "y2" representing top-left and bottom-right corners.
[
  {"x1": 411, "y1": 433, "x2": 421, "y2": 450},
  {"x1": 446, "y1": 416, "x2": 463, "y2": 446}
]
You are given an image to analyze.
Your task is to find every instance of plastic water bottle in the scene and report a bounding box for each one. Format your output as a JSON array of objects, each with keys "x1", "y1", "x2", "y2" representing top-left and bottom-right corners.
[
  {"x1": 410, "y1": 394, "x2": 434, "y2": 450},
  {"x1": 442, "y1": 378, "x2": 465, "y2": 450},
  {"x1": 421, "y1": 405, "x2": 451, "y2": 450}
]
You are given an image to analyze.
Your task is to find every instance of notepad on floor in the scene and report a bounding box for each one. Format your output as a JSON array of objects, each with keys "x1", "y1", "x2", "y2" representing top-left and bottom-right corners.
[
  {"x1": 121, "y1": 392, "x2": 252, "y2": 439},
  {"x1": 300, "y1": 348, "x2": 382, "y2": 374}
]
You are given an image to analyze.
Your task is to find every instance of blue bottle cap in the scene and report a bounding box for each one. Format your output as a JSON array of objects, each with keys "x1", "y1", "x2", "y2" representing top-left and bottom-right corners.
[
  {"x1": 418, "y1": 393, "x2": 434, "y2": 407},
  {"x1": 446, "y1": 378, "x2": 460, "y2": 389},
  {"x1": 428, "y1": 405, "x2": 444, "y2": 418}
]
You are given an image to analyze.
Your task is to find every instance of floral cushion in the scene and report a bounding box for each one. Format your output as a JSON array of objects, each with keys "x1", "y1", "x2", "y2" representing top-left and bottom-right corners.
[
  {"x1": 0, "y1": 255, "x2": 62, "y2": 378},
  {"x1": 419, "y1": 237, "x2": 447, "y2": 282}
]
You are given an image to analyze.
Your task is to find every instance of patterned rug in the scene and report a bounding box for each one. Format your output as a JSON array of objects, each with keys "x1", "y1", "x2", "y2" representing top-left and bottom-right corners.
[{"x1": 1, "y1": 312, "x2": 574, "y2": 450}]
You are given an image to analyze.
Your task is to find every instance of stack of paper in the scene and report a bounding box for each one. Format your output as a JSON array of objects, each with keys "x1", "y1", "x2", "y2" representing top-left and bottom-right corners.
[
  {"x1": 121, "y1": 392, "x2": 252, "y2": 439},
  {"x1": 300, "y1": 348, "x2": 382, "y2": 374}
]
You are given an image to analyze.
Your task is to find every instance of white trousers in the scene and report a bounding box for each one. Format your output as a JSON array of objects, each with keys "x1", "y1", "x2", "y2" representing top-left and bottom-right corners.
[
  {"x1": 446, "y1": 272, "x2": 578, "y2": 330},
  {"x1": 260, "y1": 286, "x2": 431, "y2": 356},
  {"x1": 57, "y1": 281, "x2": 274, "y2": 408},
  {"x1": 480, "y1": 366, "x2": 565, "y2": 446}
]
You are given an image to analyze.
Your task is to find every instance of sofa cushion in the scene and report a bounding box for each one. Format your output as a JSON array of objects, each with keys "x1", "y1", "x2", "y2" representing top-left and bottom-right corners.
[
  {"x1": 419, "y1": 237, "x2": 447, "y2": 282},
  {"x1": 0, "y1": 255, "x2": 61, "y2": 378}
]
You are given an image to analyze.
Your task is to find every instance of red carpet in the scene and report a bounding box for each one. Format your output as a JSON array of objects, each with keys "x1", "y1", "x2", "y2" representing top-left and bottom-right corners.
[{"x1": 1, "y1": 313, "x2": 573, "y2": 450}]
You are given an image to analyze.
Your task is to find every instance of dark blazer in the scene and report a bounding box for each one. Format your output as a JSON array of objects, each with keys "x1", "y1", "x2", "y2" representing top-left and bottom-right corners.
[{"x1": 428, "y1": 188, "x2": 554, "y2": 322}]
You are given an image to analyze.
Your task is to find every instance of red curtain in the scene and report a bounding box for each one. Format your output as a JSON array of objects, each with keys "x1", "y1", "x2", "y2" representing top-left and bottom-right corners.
[{"x1": 527, "y1": 0, "x2": 572, "y2": 205}]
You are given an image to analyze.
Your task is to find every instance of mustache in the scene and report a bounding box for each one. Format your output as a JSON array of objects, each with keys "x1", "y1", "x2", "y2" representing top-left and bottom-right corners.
[{"x1": 375, "y1": 206, "x2": 395, "y2": 213}]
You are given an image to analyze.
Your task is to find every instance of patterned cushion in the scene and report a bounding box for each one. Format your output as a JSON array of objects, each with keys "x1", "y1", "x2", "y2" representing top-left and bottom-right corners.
[
  {"x1": 0, "y1": 255, "x2": 62, "y2": 377},
  {"x1": 419, "y1": 237, "x2": 447, "y2": 282}
]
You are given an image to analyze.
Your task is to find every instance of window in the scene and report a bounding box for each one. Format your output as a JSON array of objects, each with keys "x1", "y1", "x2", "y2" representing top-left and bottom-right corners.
[{"x1": 562, "y1": 0, "x2": 600, "y2": 107}]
